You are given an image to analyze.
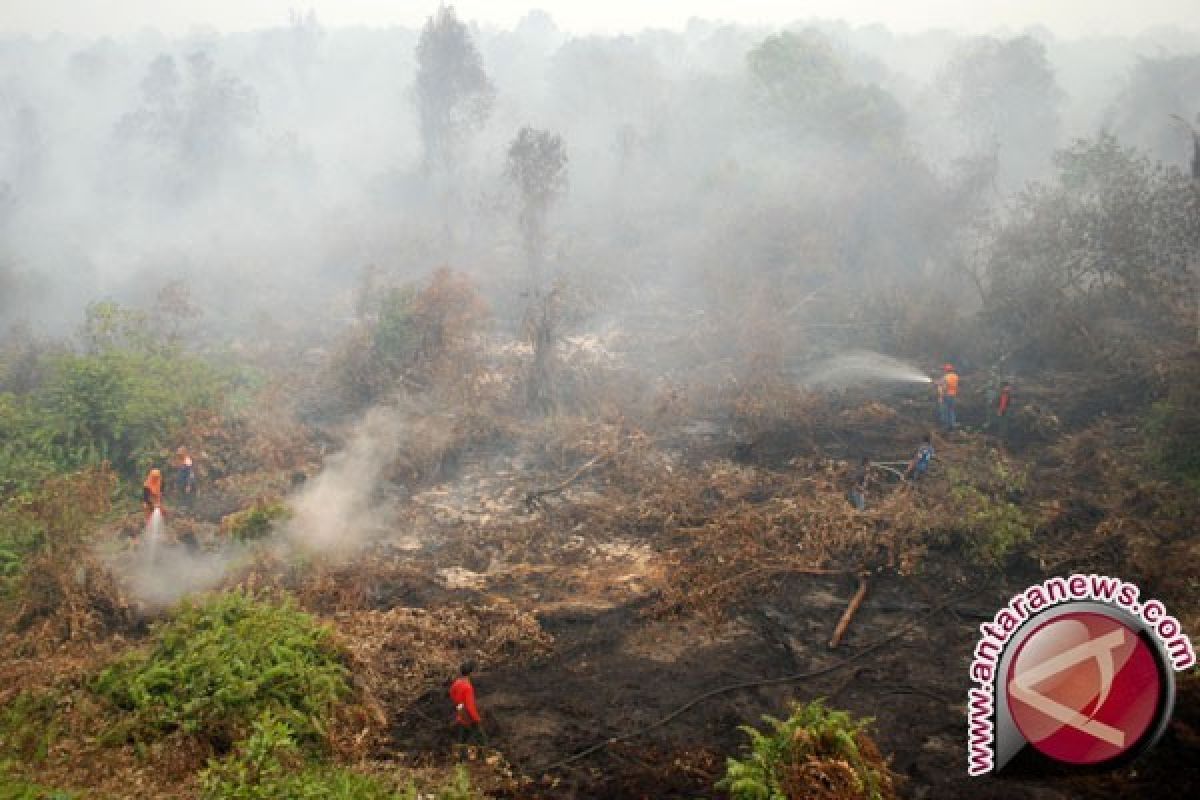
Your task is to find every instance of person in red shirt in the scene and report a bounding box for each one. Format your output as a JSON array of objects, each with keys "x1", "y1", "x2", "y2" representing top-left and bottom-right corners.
[
  {"x1": 997, "y1": 382, "x2": 1013, "y2": 438},
  {"x1": 449, "y1": 660, "x2": 486, "y2": 747}
]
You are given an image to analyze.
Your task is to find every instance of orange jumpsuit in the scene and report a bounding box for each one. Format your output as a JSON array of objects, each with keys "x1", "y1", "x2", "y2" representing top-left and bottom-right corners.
[{"x1": 142, "y1": 469, "x2": 163, "y2": 523}]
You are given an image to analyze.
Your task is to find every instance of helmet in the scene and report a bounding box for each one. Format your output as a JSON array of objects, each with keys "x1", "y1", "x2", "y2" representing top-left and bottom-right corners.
[
  {"x1": 942, "y1": 363, "x2": 954, "y2": 372},
  {"x1": 149, "y1": 468, "x2": 161, "y2": 478}
]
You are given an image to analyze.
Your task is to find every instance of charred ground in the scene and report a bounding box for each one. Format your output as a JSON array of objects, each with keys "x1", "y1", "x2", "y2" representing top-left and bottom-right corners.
[{"x1": 4, "y1": 317, "x2": 1196, "y2": 799}]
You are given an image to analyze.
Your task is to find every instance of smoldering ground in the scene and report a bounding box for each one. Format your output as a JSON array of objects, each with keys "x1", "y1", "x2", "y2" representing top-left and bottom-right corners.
[
  {"x1": 4, "y1": 7, "x2": 1199, "y2": 799},
  {"x1": 106, "y1": 404, "x2": 410, "y2": 607},
  {"x1": 285, "y1": 404, "x2": 408, "y2": 554}
]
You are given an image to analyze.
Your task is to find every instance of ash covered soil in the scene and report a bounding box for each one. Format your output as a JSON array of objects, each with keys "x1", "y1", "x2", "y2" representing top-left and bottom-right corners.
[
  {"x1": 292, "y1": 400, "x2": 1199, "y2": 800},
  {"x1": 8, "y1": 379, "x2": 1198, "y2": 800}
]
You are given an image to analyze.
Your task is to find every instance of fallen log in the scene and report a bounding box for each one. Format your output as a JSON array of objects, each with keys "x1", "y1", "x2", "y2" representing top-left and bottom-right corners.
[{"x1": 829, "y1": 574, "x2": 870, "y2": 648}]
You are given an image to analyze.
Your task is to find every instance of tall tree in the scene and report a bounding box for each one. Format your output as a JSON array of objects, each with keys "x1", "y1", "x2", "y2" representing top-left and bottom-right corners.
[
  {"x1": 505, "y1": 126, "x2": 567, "y2": 416},
  {"x1": 116, "y1": 51, "x2": 258, "y2": 199},
  {"x1": 746, "y1": 30, "x2": 904, "y2": 148},
  {"x1": 938, "y1": 35, "x2": 1061, "y2": 188},
  {"x1": 985, "y1": 134, "x2": 1200, "y2": 365},
  {"x1": 1108, "y1": 54, "x2": 1200, "y2": 170},
  {"x1": 506, "y1": 126, "x2": 568, "y2": 285},
  {"x1": 747, "y1": 30, "x2": 843, "y2": 112},
  {"x1": 414, "y1": 5, "x2": 495, "y2": 175}
]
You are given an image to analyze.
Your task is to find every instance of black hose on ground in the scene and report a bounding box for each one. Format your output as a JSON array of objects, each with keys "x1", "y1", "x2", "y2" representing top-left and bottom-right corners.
[{"x1": 533, "y1": 589, "x2": 975, "y2": 774}]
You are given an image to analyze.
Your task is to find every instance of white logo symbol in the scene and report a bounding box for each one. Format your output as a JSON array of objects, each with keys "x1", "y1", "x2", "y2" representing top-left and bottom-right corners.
[{"x1": 1008, "y1": 628, "x2": 1126, "y2": 748}]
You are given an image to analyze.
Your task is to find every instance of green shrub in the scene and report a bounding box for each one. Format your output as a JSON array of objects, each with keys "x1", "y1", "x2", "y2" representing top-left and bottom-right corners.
[
  {"x1": 0, "y1": 300, "x2": 232, "y2": 497},
  {"x1": 0, "y1": 508, "x2": 43, "y2": 588},
  {"x1": 94, "y1": 591, "x2": 349, "y2": 752},
  {"x1": 0, "y1": 767, "x2": 78, "y2": 800},
  {"x1": 0, "y1": 785, "x2": 76, "y2": 800},
  {"x1": 373, "y1": 287, "x2": 422, "y2": 376},
  {"x1": 0, "y1": 467, "x2": 117, "y2": 598},
  {"x1": 326, "y1": 286, "x2": 419, "y2": 408},
  {"x1": 223, "y1": 500, "x2": 292, "y2": 542},
  {"x1": 41, "y1": 348, "x2": 227, "y2": 477},
  {"x1": 0, "y1": 692, "x2": 60, "y2": 763},
  {"x1": 718, "y1": 699, "x2": 894, "y2": 800},
  {"x1": 410, "y1": 766, "x2": 476, "y2": 800},
  {"x1": 198, "y1": 712, "x2": 393, "y2": 800},
  {"x1": 200, "y1": 714, "x2": 477, "y2": 800},
  {"x1": 941, "y1": 453, "x2": 1034, "y2": 566},
  {"x1": 0, "y1": 394, "x2": 59, "y2": 497},
  {"x1": 0, "y1": 351, "x2": 227, "y2": 496},
  {"x1": 324, "y1": 269, "x2": 487, "y2": 412},
  {"x1": 1146, "y1": 399, "x2": 1200, "y2": 485},
  {"x1": 948, "y1": 484, "x2": 1035, "y2": 566}
]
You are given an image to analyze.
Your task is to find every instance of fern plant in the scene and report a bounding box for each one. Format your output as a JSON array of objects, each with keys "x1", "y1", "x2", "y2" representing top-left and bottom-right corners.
[
  {"x1": 717, "y1": 699, "x2": 894, "y2": 800},
  {"x1": 223, "y1": 500, "x2": 292, "y2": 541},
  {"x1": 198, "y1": 711, "x2": 397, "y2": 800},
  {"x1": 94, "y1": 590, "x2": 349, "y2": 752},
  {"x1": 200, "y1": 714, "x2": 479, "y2": 800}
]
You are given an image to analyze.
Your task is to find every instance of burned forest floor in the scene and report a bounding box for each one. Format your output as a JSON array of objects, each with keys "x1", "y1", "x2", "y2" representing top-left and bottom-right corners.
[{"x1": 3, "y1": 363, "x2": 1199, "y2": 800}]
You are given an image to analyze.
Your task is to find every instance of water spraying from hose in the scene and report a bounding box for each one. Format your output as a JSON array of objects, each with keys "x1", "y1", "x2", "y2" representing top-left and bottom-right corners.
[
  {"x1": 145, "y1": 507, "x2": 164, "y2": 560},
  {"x1": 798, "y1": 350, "x2": 932, "y2": 389}
]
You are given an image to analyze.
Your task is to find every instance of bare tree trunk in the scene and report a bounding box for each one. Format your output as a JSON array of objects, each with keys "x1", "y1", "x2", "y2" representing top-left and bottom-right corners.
[
  {"x1": 524, "y1": 288, "x2": 559, "y2": 414},
  {"x1": 522, "y1": 209, "x2": 546, "y2": 291}
]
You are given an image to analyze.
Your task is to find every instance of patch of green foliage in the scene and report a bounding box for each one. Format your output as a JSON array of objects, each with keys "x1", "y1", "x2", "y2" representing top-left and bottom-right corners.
[
  {"x1": 718, "y1": 699, "x2": 892, "y2": 800},
  {"x1": 0, "y1": 395, "x2": 60, "y2": 497},
  {"x1": 941, "y1": 451, "x2": 1035, "y2": 566},
  {"x1": 200, "y1": 713, "x2": 477, "y2": 800},
  {"x1": 199, "y1": 712, "x2": 391, "y2": 800},
  {"x1": 0, "y1": 467, "x2": 116, "y2": 598},
  {"x1": 93, "y1": 591, "x2": 349, "y2": 753},
  {"x1": 224, "y1": 500, "x2": 292, "y2": 542},
  {"x1": 373, "y1": 287, "x2": 422, "y2": 376},
  {"x1": 984, "y1": 134, "x2": 1199, "y2": 369},
  {"x1": 0, "y1": 764, "x2": 78, "y2": 800},
  {"x1": 327, "y1": 285, "x2": 421, "y2": 408},
  {"x1": 38, "y1": 347, "x2": 226, "y2": 478},
  {"x1": 947, "y1": 484, "x2": 1035, "y2": 565},
  {"x1": 0, "y1": 505, "x2": 43, "y2": 589},
  {"x1": 326, "y1": 268, "x2": 487, "y2": 414},
  {"x1": 1145, "y1": 367, "x2": 1200, "y2": 486},
  {"x1": 746, "y1": 30, "x2": 904, "y2": 148},
  {"x1": 0, "y1": 692, "x2": 61, "y2": 764},
  {"x1": 0, "y1": 785, "x2": 76, "y2": 800},
  {"x1": 411, "y1": 767, "x2": 476, "y2": 800},
  {"x1": 0, "y1": 301, "x2": 231, "y2": 496}
]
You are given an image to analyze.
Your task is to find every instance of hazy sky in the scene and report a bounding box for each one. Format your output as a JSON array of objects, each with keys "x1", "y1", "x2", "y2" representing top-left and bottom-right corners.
[{"x1": 2, "y1": 0, "x2": 1197, "y2": 39}]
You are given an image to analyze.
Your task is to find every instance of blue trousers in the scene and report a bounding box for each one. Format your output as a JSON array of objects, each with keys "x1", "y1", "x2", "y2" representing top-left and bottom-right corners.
[{"x1": 941, "y1": 396, "x2": 956, "y2": 429}]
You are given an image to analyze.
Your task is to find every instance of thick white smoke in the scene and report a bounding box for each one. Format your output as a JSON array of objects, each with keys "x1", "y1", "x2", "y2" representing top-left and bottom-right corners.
[
  {"x1": 108, "y1": 404, "x2": 406, "y2": 607},
  {"x1": 284, "y1": 404, "x2": 406, "y2": 553}
]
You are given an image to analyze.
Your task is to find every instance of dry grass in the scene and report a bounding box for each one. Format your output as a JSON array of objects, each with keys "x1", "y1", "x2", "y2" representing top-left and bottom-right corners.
[{"x1": 332, "y1": 604, "x2": 553, "y2": 740}]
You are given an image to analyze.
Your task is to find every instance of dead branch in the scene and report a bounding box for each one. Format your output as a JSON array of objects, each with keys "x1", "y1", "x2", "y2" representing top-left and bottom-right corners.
[
  {"x1": 829, "y1": 574, "x2": 869, "y2": 649},
  {"x1": 524, "y1": 454, "x2": 608, "y2": 510},
  {"x1": 872, "y1": 464, "x2": 908, "y2": 481}
]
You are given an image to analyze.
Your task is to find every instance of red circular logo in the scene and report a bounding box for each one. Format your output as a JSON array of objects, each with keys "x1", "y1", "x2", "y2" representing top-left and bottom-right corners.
[{"x1": 1006, "y1": 611, "x2": 1162, "y2": 765}]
